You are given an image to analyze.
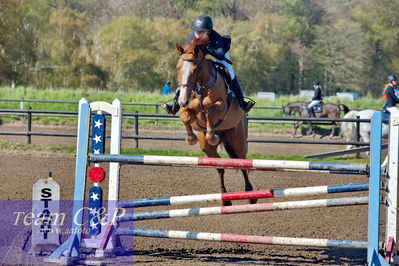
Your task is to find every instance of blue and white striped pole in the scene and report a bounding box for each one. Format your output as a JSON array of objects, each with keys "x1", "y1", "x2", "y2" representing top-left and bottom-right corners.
[{"x1": 118, "y1": 182, "x2": 369, "y2": 208}]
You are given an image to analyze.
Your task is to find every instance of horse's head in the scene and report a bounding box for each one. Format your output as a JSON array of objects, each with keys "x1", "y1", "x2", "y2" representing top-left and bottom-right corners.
[
  {"x1": 175, "y1": 36, "x2": 208, "y2": 107},
  {"x1": 282, "y1": 105, "x2": 292, "y2": 117}
]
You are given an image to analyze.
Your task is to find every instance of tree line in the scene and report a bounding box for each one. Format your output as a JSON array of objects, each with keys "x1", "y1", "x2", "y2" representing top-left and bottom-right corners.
[{"x1": 1, "y1": 0, "x2": 398, "y2": 97}]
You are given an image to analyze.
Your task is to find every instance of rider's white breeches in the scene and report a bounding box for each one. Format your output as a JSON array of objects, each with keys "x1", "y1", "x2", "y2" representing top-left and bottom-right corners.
[
  {"x1": 308, "y1": 100, "x2": 321, "y2": 109},
  {"x1": 216, "y1": 52, "x2": 235, "y2": 79}
]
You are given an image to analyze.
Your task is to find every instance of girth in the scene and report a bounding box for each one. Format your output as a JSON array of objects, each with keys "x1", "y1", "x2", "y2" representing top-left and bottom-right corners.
[{"x1": 195, "y1": 91, "x2": 233, "y2": 130}]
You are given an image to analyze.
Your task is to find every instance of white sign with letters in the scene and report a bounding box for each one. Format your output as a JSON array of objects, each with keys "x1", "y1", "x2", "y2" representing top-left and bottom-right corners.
[{"x1": 31, "y1": 179, "x2": 60, "y2": 255}]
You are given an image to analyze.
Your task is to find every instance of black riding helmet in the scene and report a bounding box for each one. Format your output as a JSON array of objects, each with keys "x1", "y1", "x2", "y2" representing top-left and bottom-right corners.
[
  {"x1": 387, "y1": 74, "x2": 398, "y2": 82},
  {"x1": 191, "y1": 15, "x2": 213, "y2": 32},
  {"x1": 312, "y1": 80, "x2": 320, "y2": 86}
]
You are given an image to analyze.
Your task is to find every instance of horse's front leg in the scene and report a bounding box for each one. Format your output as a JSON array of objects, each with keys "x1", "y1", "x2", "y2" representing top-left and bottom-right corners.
[
  {"x1": 180, "y1": 110, "x2": 197, "y2": 145},
  {"x1": 293, "y1": 122, "x2": 302, "y2": 137}
]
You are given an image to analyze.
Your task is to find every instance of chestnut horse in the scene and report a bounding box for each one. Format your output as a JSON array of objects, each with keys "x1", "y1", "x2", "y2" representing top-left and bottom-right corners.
[{"x1": 175, "y1": 38, "x2": 255, "y2": 206}]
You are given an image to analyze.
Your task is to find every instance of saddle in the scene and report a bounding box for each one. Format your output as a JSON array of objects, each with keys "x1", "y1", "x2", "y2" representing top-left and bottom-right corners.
[
  {"x1": 313, "y1": 102, "x2": 324, "y2": 113},
  {"x1": 214, "y1": 62, "x2": 233, "y2": 93}
]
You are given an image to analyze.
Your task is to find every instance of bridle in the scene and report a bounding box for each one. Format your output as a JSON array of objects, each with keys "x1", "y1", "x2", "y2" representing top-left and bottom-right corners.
[
  {"x1": 177, "y1": 55, "x2": 202, "y2": 90},
  {"x1": 178, "y1": 53, "x2": 217, "y2": 94}
]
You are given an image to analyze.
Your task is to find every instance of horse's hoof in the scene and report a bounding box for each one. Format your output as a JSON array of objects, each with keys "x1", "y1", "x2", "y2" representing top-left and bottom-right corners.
[
  {"x1": 245, "y1": 184, "x2": 257, "y2": 204},
  {"x1": 186, "y1": 134, "x2": 198, "y2": 145},
  {"x1": 223, "y1": 201, "x2": 232, "y2": 206},
  {"x1": 206, "y1": 134, "x2": 220, "y2": 146},
  {"x1": 249, "y1": 198, "x2": 258, "y2": 204}
]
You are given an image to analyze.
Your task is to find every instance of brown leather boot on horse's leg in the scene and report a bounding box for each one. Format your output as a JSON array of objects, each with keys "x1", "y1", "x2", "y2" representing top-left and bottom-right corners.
[{"x1": 230, "y1": 77, "x2": 254, "y2": 113}]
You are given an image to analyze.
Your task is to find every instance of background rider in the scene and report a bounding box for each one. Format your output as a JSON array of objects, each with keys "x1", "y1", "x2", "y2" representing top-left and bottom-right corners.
[
  {"x1": 383, "y1": 74, "x2": 399, "y2": 115},
  {"x1": 307, "y1": 80, "x2": 323, "y2": 117}
]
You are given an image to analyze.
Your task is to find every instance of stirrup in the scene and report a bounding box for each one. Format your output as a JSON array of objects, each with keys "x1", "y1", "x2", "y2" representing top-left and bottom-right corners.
[
  {"x1": 161, "y1": 100, "x2": 178, "y2": 115},
  {"x1": 243, "y1": 97, "x2": 256, "y2": 113}
]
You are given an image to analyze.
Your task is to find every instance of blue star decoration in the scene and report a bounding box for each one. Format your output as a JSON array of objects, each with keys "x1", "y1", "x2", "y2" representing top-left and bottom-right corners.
[
  {"x1": 91, "y1": 114, "x2": 106, "y2": 155},
  {"x1": 88, "y1": 186, "x2": 103, "y2": 235}
]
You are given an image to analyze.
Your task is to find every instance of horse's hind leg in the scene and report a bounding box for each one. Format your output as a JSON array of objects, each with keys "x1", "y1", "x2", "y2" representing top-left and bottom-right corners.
[
  {"x1": 204, "y1": 106, "x2": 222, "y2": 146},
  {"x1": 307, "y1": 121, "x2": 315, "y2": 136},
  {"x1": 329, "y1": 122, "x2": 336, "y2": 139},
  {"x1": 222, "y1": 120, "x2": 257, "y2": 204},
  {"x1": 198, "y1": 131, "x2": 231, "y2": 206}
]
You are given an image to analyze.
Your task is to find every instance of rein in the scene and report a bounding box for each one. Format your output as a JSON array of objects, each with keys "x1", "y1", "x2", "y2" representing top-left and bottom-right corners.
[{"x1": 178, "y1": 55, "x2": 217, "y2": 91}]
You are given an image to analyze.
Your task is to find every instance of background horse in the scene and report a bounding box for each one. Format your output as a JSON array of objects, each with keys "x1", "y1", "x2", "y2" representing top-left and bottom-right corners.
[
  {"x1": 288, "y1": 102, "x2": 349, "y2": 138},
  {"x1": 340, "y1": 109, "x2": 389, "y2": 155},
  {"x1": 175, "y1": 38, "x2": 255, "y2": 206},
  {"x1": 282, "y1": 102, "x2": 306, "y2": 117}
]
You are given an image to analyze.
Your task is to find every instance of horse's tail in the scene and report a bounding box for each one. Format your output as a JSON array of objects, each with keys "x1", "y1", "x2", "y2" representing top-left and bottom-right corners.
[
  {"x1": 339, "y1": 110, "x2": 359, "y2": 141},
  {"x1": 338, "y1": 104, "x2": 350, "y2": 114}
]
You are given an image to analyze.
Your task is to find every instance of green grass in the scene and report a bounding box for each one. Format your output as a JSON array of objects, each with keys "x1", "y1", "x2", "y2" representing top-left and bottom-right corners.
[{"x1": 0, "y1": 139, "x2": 368, "y2": 163}]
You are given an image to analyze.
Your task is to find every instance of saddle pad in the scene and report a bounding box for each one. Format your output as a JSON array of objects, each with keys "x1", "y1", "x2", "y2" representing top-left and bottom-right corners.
[{"x1": 314, "y1": 103, "x2": 323, "y2": 113}]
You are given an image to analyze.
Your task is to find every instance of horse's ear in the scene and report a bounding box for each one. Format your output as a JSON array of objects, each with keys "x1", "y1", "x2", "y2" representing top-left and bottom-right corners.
[{"x1": 176, "y1": 43, "x2": 184, "y2": 55}]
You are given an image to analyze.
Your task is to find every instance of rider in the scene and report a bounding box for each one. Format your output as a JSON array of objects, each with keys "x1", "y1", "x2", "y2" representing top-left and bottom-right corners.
[
  {"x1": 383, "y1": 74, "x2": 399, "y2": 114},
  {"x1": 307, "y1": 80, "x2": 323, "y2": 117},
  {"x1": 161, "y1": 14, "x2": 254, "y2": 115}
]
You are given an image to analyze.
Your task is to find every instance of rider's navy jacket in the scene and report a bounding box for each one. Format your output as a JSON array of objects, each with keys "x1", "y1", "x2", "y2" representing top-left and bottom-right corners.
[
  {"x1": 312, "y1": 86, "x2": 323, "y2": 101},
  {"x1": 186, "y1": 30, "x2": 231, "y2": 61},
  {"x1": 384, "y1": 85, "x2": 399, "y2": 108}
]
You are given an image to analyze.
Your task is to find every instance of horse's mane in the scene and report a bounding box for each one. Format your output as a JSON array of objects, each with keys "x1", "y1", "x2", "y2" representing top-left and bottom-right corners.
[
  {"x1": 185, "y1": 33, "x2": 210, "y2": 52},
  {"x1": 287, "y1": 101, "x2": 306, "y2": 106}
]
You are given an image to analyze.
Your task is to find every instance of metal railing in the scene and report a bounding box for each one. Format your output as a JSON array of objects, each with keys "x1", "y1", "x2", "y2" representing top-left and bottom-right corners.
[
  {"x1": 1, "y1": 98, "x2": 363, "y2": 113},
  {"x1": 0, "y1": 108, "x2": 368, "y2": 148}
]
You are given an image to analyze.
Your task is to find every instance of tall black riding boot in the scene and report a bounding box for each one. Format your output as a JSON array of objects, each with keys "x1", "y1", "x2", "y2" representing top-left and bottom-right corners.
[
  {"x1": 231, "y1": 77, "x2": 254, "y2": 113},
  {"x1": 308, "y1": 107, "x2": 315, "y2": 117},
  {"x1": 161, "y1": 90, "x2": 180, "y2": 115}
]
